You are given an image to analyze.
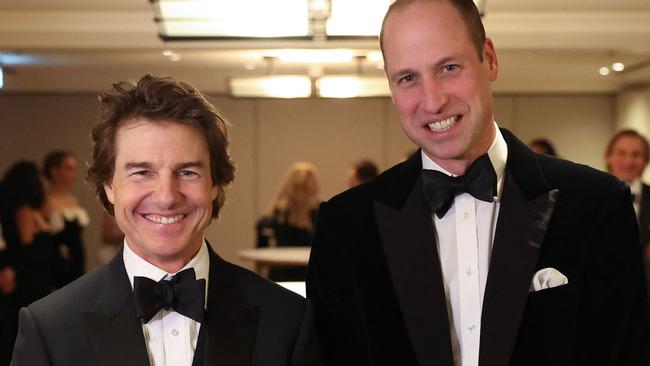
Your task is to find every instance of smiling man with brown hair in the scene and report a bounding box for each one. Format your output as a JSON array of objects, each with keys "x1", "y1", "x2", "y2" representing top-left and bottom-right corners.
[{"x1": 11, "y1": 75, "x2": 321, "y2": 366}]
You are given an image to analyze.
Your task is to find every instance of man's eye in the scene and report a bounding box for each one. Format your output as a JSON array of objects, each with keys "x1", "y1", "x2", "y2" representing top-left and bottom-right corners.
[
  {"x1": 442, "y1": 64, "x2": 459, "y2": 73},
  {"x1": 132, "y1": 170, "x2": 151, "y2": 177},
  {"x1": 179, "y1": 170, "x2": 198, "y2": 177},
  {"x1": 399, "y1": 74, "x2": 414, "y2": 84}
]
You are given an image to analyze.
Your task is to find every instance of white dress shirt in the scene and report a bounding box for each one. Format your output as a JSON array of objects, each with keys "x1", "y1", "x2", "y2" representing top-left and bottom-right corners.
[
  {"x1": 123, "y1": 240, "x2": 210, "y2": 366},
  {"x1": 422, "y1": 123, "x2": 507, "y2": 366}
]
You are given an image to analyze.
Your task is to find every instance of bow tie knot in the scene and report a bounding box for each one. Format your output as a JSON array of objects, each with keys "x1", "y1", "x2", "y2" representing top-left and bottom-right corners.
[
  {"x1": 134, "y1": 267, "x2": 206, "y2": 323},
  {"x1": 422, "y1": 154, "x2": 497, "y2": 218}
]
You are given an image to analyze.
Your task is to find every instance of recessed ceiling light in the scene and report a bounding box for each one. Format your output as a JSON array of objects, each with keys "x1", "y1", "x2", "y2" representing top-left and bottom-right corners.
[
  {"x1": 162, "y1": 50, "x2": 173, "y2": 56},
  {"x1": 612, "y1": 62, "x2": 625, "y2": 72},
  {"x1": 599, "y1": 67, "x2": 610, "y2": 76}
]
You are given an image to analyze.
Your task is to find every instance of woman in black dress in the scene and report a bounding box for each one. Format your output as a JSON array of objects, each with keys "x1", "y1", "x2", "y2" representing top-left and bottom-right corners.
[
  {"x1": 0, "y1": 161, "x2": 57, "y2": 363},
  {"x1": 43, "y1": 150, "x2": 88, "y2": 287}
]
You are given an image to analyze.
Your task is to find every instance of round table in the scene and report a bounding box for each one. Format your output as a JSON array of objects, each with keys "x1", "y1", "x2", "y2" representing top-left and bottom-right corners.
[{"x1": 238, "y1": 247, "x2": 311, "y2": 276}]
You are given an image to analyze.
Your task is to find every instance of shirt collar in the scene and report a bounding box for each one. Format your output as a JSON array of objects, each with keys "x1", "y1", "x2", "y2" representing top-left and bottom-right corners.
[
  {"x1": 629, "y1": 178, "x2": 642, "y2": 197},
  {"x1": 421, "y1": 121, "x2": 508, "y2": 201},
  {"x1": 123, "y1": 239, "x2": 210, "y2": 307}
]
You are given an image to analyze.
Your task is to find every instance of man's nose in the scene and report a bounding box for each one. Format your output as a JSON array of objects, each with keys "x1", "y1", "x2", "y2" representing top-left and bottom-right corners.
[
  {"x1": 152, "y1": 173, "x2": 180, "y2": 208},
  {"x1": 421, "y1": 78, "x2": 448, "y2": 114}
]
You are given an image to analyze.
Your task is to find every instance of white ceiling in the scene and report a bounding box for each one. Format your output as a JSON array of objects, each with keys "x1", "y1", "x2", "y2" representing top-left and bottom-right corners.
[{"x1": 1, "y1": 0, "x2": 649, "y2": 94}]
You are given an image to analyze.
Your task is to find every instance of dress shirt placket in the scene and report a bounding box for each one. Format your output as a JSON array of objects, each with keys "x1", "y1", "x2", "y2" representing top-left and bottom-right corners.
[{"x1": 455, "y1": 194, "x2": 481, "y2": 366}]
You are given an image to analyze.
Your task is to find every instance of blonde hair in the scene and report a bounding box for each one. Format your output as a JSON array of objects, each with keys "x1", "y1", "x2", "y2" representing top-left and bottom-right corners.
[{"x1": 269, "y1": 162, "x2": 320, "y2": 228}]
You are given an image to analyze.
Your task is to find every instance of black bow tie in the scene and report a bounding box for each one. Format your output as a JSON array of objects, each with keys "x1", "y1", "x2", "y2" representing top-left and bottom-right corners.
[
  {"x1": 422, "y1": 154, "x2": 497, "y2": 219},
  {"x1": 134, "y1": 267, "x2": 206, "y2": 323}
]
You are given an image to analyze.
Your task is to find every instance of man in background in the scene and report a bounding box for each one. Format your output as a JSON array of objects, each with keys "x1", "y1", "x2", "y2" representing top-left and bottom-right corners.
[
  {"x1": 347, "y1": 159, "x2": 379, "y2": 188},
  {"x1": 307, "y1": 1, "x2": 648, "y2": 365}
]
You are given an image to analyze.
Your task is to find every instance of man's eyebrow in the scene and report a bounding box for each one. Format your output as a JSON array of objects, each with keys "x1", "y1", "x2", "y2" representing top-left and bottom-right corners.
[
  {"x1": 123, "y1": 162, "x2": 152, "y2": 170},
  {"x1": 175, "y1": 161, "x2": 206, "y2": 170}
]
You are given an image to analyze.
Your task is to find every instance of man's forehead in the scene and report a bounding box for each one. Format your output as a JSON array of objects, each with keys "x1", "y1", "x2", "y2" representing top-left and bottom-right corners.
[{"x1": 113, "y1": 119, "x2": 209, "y2": 162}]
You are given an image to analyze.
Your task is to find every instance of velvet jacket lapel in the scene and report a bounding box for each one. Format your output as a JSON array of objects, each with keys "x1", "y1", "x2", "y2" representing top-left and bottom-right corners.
[
  {"x1": 374, "y1": 152, "x2": 455, "y2": 366},
  {"x1": 81, "y1": 249, "x2": 150, "y2": 366},
  {"x1": 81, "y1": 244, "x2": 260, "y2": 366},
  {"x1": 200, "y1": 245, "x2": 260, "y2": 366},
  {"x1": 479, "y1": 129, "x2": 559, "y2": 366}
]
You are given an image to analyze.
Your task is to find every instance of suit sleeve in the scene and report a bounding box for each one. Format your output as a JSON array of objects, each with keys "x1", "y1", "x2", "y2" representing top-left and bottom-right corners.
[
  {"x1": 306, "y1": 202, "x2": 370, "y2": 366},
  {"x1": 290, "y1": 300, "x2": 323, "y2": 366},
  {"x1": 579, "y1": 183, "x2": 649, "y2": 365},
  {"x1": 11, "y1": 307, "x2": 52, "y2": 366}
]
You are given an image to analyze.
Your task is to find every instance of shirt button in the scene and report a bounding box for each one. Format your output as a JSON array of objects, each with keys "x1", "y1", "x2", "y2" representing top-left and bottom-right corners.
[
  {"x1": 468, "y1": 324, "x2": 477, "y2": 331},
  {"x1": 171, "y1": 329, "x2": 179, "y2": 336},
  {"x1": 465, "y1": 267, "x2": 473, "y2": 275},
  {"x1": 463, "y1": 212, "x2": 469, "y2": 219}
]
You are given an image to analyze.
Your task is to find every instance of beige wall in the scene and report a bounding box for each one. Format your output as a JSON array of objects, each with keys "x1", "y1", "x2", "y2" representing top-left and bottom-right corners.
[{"x1": 0, "y1": 93, "x2": 615, "y2": 270}]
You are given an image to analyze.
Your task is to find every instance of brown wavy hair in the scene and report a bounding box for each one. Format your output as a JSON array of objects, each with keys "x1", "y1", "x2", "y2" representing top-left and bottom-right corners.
[{"x1": 86, "y1": 74, "x2": 235, "y2": 218}]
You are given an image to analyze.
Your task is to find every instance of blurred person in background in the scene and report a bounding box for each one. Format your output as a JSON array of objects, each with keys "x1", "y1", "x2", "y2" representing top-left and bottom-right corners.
[
  {"x1": 256, "y1": 162, "x2": 320, "y2": 281},
  {"x1": 528, "y1": 138, "x2": 557, "y2": 157},
  {"x1": 347, "y1": 159, "x2": 379, "y2": 188},
  {"x1": 605, "y1": 129, "x2": 650, "y2": 260},
  {"x1": 43, "y1": 151, "x2": 89, "y2": 287},
  {"x1": 0, "y1": 161, "x2": 56, "y2": 364}
]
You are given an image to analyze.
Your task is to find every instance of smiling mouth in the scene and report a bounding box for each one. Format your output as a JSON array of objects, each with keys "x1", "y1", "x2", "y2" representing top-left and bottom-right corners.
[
  {"x1": 428, "y1": 116, "x2": 459, "y2": 132},
  {"x1": 143, "y1": 214, "x2": 186, "y2": 224}
]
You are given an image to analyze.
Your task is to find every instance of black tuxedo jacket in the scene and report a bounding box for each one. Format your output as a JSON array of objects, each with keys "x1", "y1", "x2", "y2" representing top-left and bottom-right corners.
[
  {"x1": 306, "y1": 129, "x2": 648, "y2": 366},
  {"x1": 11, "y1": 244, "x2": 321, "y2": 366},
  {"x1": 639, "y1": 183, "x2": 650, "y2": 250}
]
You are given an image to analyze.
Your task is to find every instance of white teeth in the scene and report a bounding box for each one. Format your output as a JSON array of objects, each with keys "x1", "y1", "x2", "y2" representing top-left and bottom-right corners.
[
  {"x1": 428, "y1": 116, "x2": 458, "y2": 132},
  {"x1": 145, "y1": 214, "x2": 185, "y2": 224}
]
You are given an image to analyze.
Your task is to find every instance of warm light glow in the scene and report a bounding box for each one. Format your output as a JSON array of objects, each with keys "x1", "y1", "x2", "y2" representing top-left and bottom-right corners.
[
  {"x1": 270, "y1": 49, "x2": 355, "y2": 63},
  {"x1": 156, "y1": 0, "x2": 310, "y2": 38},
  {"x1": 366, "y1": 51, "x2": 383, "y2": 62},
  {"x1": 230, "y1": 76, "x2": 312, "y2": 98},
  {"x1": 612, "y1": 62, "x2": 625, "y2": 72},
  {"x1": 326, "y1": 0, "x2": 391, "y2": 36},
  {"x1": 599, "y1": 67, "x2": 610, "y2": 76},
  {"x1": 317, "y1": 76, "x2": 389, "y2": 98}
]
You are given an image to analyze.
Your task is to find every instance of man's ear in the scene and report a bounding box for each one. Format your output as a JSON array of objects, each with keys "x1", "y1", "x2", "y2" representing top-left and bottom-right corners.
[
  {"x1": 104, "y1": 184, "x2": 115, "y2": 204},
  {"x1": 483, "y1": 38, "x2": 499, "y2": 81}
]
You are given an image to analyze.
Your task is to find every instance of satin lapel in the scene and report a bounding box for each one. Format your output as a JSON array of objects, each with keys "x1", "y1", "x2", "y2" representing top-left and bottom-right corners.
[
  {"x1": 374, "y1": 176, "x2": 454, "y2": 366},
  {"x1": 82, "y1": 250, "x2": 150, "y2": 366},
  {"x1": 202, "y1": 245, "x2": 260, "y2": 366},
  {"x1": 479, "y1": 172, "x2": 558, "y2": 366}
]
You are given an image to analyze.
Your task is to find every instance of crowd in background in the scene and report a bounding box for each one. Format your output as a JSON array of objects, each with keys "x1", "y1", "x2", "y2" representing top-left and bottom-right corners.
[{"x1": 0, "y1": 129, "x2": 649, "y2": 363}]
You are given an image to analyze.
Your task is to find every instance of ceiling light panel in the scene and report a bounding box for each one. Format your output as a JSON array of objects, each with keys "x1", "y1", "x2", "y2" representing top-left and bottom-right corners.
[
  {"x1": 326, "y1": 0, "x2": 391, "y2": 37},
  {"x1": 317, "y1": 76, "x2": 389, "y2": 98},
  {"x1": 230, "y1": 76, "x2": 312, "y2": 98},
  {"x1": 155, "y1": 0, "x2": 310, "y2": 38}
]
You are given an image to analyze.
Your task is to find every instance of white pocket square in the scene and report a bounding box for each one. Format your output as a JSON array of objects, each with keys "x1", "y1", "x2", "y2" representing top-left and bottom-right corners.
[{"x1": 530, "y1": 267, "x2": 568, "y2": 292}]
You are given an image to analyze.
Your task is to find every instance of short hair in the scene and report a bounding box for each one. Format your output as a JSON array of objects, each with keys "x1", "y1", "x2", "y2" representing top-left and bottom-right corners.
[
  {"x1": 87, "y1": 74, "x2": 235, "y2": 218},
  {"x1": 352, "y1": 159, "x2": 379, "y2": 184},
  {"x1": 528, "y1": 138, "x2": 557, "y2": 157},
  {"x1": 379, "y1": 0, "x2": 486, "y2": 63},
  {"x1": 605, "y1": 129, "x2": 650, "y2": 167},
  {"x1": 43, "y1": 150, "x2": 75, "y2": 181}
]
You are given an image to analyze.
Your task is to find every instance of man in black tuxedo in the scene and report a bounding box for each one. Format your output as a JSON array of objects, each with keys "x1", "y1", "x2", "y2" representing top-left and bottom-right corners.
[
  {"x1": 605, "y1": 129, "x2": 650, "y2": 312},
  {"x1": 11, "y1": 75, "x2": 321, "y2": 366},
  {"x1": 606, "y1": 129, "x2": 650, "y2": 260},
  {"x1": 306, "y1": 0, "x2": 648, "y2": 365}
]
